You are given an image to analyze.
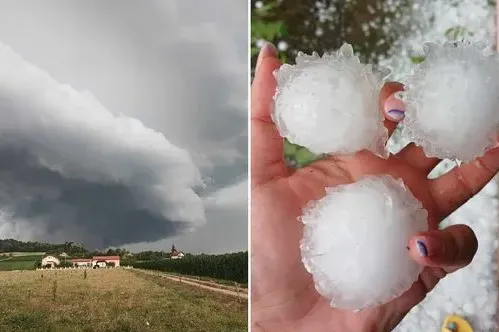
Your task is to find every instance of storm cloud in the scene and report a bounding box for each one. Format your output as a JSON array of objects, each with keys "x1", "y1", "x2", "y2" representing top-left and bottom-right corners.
[{"x1": 0, "y1": 43, "x2": 204, "y2": 247}]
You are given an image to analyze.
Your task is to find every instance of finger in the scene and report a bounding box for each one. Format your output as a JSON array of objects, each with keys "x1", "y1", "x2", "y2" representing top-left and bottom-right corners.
[
  {"x1": 379, "y1": 82, "x2": 405, "y2": 136},
  {"x1": 409, "y1": 224, "x2": 478, "y2": 273},
  {"x1": 396, "y1": 143, "x2": 441, "y2": 174},
  {"x1": 251, "y1": 43, "x2": 288, "y2": 186},
  {"x1": 430, "y1": 146, "x2": 499, "y2": 217},
  {"x1": 380, "y1": 82, "x2": 441, "y2": 170}
]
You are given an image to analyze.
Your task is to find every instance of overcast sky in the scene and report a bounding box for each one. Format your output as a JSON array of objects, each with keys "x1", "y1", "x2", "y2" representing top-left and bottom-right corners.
[{"x1": 0, "y1": 0, "x2": 248, "y2": 253}]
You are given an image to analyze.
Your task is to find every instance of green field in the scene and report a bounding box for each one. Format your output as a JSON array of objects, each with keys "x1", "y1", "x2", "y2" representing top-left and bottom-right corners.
[
  {"x1": 0, "y1": 268, "x2": 247, "y2": 332},
  {"x1": 0, "y1": 255, "x2": 43, "y2": 271},
  {"x1": 0, "y1": 252, "x2": 45, "y2": 256}
]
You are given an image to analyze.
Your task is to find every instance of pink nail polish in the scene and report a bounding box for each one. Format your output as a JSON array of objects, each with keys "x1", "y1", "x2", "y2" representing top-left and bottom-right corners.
[{"x1": 384, "y1": 93, "x2": 406, "y2": 121}]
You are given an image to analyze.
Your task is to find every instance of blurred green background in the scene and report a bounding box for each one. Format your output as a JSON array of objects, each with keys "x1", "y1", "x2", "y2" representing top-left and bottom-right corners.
[{"x1": 250, "y1": 0, "x2": 490, "y2": 168}]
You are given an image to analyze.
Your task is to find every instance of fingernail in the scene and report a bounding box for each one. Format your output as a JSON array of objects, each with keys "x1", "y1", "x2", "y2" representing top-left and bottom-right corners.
[
  {"x1": 416, "y1": 240, "x2": 428, "y2": 257},
  {"x1": 256, "y1": 42, "x2": 278, "y2": 72},
  {"x1": 384, "y1": 93, "x2": 406, "y2": 121}
]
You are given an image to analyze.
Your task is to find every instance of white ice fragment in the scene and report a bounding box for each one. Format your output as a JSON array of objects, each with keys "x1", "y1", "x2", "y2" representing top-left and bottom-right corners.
[
  {"x1": 483, "y1": 181, "x2": 499, "y2": 197},
  {"x1": 463, "y1": 302, "x2": 475, "y2": 315},
  {"x1": 273, "y1": 43, "x2": 389, "y2": 157},
  {"x1": 300, "y1": 174, "x2": 428, "y2": 310},
  {"x1": 401, "y1": 41, "x2": 499, "y2": 162}
]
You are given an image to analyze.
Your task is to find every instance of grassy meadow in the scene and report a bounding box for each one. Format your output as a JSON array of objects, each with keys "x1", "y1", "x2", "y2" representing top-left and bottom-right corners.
[
  {"x1": 0, "y1": 253, "x2": 44, "y2": 271},
  {"x1": 0, "y1": 268, "x2": 247, "y2": 332}
]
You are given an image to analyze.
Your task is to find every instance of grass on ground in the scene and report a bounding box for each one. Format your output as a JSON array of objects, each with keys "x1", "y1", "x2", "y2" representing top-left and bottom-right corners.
[
  {"x1": 0, "y1": 255, "x2": 42, "y2": 271},
  {"x1": 0, "y1": 268, "x2": 247, "y2": 332},
  {"x1": 155, "y1": 271, "x2": 248, "y2": 289},
  {"x1": 0, "y1": 252, "x2": 45, "y2": 257}
]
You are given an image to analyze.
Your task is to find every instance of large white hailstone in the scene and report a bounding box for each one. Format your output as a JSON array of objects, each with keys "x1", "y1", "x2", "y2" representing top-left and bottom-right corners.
[
  {"x1": 401, "y1": 41, "x2": 499, "y2": 162},
  {"x1": 300, "y1": 175, "x2": 428, "y2": 310},
  {"x1": 273, "y1": 43, "x2": 389, "y2": 157}
]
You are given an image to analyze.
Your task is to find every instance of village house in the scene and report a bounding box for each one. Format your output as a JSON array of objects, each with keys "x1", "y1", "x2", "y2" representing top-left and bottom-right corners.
[
  {"x1": 71, "y1": 255, "x2": 120, "y2": 268},
  {"x1": 71, "y1": 258, "x2": 92, "y2": 267},
  {"x1": 93, "y1": 256, "x2": 120, "y2": 267},
  {"x1": 41, "y1": 255, "x2": 60, "y2": 268},
  {"x1": 170, "y1": 245, "x2": 185, "y2": 259}
]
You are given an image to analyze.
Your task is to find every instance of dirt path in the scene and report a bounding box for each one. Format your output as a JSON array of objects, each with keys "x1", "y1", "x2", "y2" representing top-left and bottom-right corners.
[
  {"x1": 162, "y1": 273, "x2": 244, "y2": 292},
  {"x1": 136, "y1": 269, "x2": 248, "y2": 299}
]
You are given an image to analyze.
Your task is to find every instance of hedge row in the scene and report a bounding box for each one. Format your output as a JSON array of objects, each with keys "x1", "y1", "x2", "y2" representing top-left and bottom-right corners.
[{"x1": 134, "y1": 251, "x2": 247, "y2": 283}]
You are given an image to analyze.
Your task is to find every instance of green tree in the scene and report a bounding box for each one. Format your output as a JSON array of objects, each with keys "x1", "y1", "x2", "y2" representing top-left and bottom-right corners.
[{"x1": 134, "y1": 251, "x2": 248, "y2": 283}]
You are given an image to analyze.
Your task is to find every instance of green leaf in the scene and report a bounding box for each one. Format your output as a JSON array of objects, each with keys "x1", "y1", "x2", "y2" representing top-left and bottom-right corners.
[
  {"x1": 254, "y1": 1, "x2": 280, "y2": 17},
  {"x1": 444, "y1": 27, "x2": 456, "y2": 37},
  {"x1": 251, "y1": 21, "x2": 282, "y2": 42},
  {"x1": 410, "y1": 56, "x2": 425, "y2": 64},
  {"x1": 444, "y1": 25, "x2": 470, "y2": 40},
  {"x1": 283, "y1": 139, "x2": 298, "y2": 156},
  {"x1": 279, "y1": 53, "x2": 288, "y2": 63},
  {"x1": 294, "y1": 148, "x2": 319, "y2": 167},
  {"x1": 279, "y1": 24, "x2": 288, "y2": 37}
]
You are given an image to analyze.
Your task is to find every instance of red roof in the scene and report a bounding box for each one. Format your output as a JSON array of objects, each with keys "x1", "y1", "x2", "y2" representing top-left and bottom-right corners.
[
  {"x1": 92, "y1": 256, "x2": 120, "y2": 260},
  {"x1": 71, "y1": 258, "x2": 92, "y2": 262}
]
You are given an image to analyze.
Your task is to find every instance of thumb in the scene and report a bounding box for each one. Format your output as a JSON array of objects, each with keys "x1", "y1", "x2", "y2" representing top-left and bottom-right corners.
[{"x1": 409, "y1": 224, "x2": 478, "y2": 273}]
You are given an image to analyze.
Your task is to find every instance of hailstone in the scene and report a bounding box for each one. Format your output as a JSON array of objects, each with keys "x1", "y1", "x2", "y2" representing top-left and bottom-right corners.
[
  {"x1": 401, "y1": 41, "x2": 499, "y2": 162},
  {"x1": 273, "y1": 43, "x2": 389, "y2": 157},
  {"x1": 300, "y1": 175, "x2": 428, "y2": 310}
]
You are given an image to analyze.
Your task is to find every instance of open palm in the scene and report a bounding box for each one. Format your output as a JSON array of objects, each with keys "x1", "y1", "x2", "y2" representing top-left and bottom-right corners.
[{"x1": 251, "y1": 46, "x2": 499, "y2": 331}]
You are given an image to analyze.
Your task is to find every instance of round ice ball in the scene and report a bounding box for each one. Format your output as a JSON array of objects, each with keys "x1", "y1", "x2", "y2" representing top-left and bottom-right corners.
[
  {"x1": 300, "y1": 174, "x2": 428, "y2": 310},
  {"x1": 273, "y1": 43, "x2": 389, "y2": 157},
  {"x1": 401, "y1": 41, "x2": 499, "y2": 162}
]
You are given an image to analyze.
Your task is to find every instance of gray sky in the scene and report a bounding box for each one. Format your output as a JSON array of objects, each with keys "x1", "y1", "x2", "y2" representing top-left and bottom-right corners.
[{"x1": 0, "y1": 0, "x2": 248, "y2": 253}]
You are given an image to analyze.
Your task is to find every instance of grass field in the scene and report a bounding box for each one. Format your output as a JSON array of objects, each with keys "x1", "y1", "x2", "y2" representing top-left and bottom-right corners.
[
  {"x1": 0, "y1": 255, "x2": 42, "y2": 271},
  {"x1": 0, "y1": 252, "x2": 45, "y2": 256},
  {"x1": 164, "y1": 271, "x2": 248, "y2": 288},
  {"x1": 0, "y1": 268, "x2": 247, "y2": 332}
]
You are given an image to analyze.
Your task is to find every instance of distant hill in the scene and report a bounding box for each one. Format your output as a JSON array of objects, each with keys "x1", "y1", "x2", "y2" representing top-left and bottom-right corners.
[
  {"x1": 0, "y1": 239, "x2": 90, "y2": 255},
  {"x1": 0, "y1": 239, "x2": 125, "y2": 257}
]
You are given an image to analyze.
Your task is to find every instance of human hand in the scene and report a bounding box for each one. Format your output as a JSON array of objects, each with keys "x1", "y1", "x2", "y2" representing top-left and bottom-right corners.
[{"x1": 251, "y1": 43, "x2": 498, "y2": 332}]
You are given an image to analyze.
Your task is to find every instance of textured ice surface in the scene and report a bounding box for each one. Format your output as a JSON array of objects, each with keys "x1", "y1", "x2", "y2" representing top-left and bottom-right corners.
[
  {"x1": 401, "y1": 41, "x2": 499, "y2": 162},
  {"x1": 273, "y1": 43, "x2": 389, "y2": 157},
  {"x1": 300, "y1": 175, "x2": 428, "y2": 310}
]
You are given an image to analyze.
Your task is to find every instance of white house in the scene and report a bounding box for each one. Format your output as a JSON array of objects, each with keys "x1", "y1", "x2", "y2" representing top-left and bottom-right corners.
[
  {"x1": 170, "y1": 245, "x2": 185, "y2": 259},
  {"x1": 71, "y1": 258, "x2": 92, "y2": 267},
  {"x1": 71, "y1": 256, "x2": 120, "y2": 268},
  {"x1": 93, "y1": 256, "x2": 120, "y2": 267},
  {"x1": 41, "y1": 255, "x2": 60, "y2": 268},
  {"x1": 171, "y1": 251, "x2": 185, "y2": 259}
]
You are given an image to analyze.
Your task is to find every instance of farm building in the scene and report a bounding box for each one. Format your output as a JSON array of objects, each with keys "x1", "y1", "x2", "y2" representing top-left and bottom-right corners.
[
  {"x1": 170, "y1": 245, "x2": 185, "y2": 259},
  {"x1": 93, "y1": 256, "x2": 120, "y2": 267},
  {"x1": 41, "y1": 255, "x2": 60, "y2": 268},
  {"x1": 70, "y1": 256, "x2": 120, "y2": 268},
  {"x1": 71, "y1": 258, "x2": 92, "y2": 267}
]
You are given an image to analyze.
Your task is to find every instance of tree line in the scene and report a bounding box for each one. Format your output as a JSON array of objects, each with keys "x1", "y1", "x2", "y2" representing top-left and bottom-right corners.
[
  {"x1": 134, "y1": 251, "x2": 248, "y2": 283},
  {"x1": 0, "y1": 239, "x2": 131, "y2": 257}
]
